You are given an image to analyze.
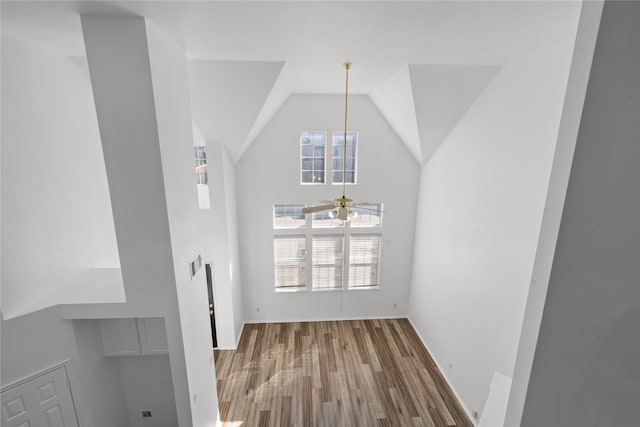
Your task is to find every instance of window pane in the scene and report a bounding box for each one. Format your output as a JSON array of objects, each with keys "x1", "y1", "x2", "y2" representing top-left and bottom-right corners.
[
  {"x1": 332, "y1": 132, "x2": 357, "y2": 184},
  {"x1": 312, "y1": 235, "x2": 344, "y2": 289},
  {"x1": 300, "y1": 132, "x2": 326, "y2": 184},
  {"x1": 349, "y1": 234, "x2": 381, "y2": 288},
  {"x1": 312, "y1": 210, "x2": 344, "y2": 228},
  {"x1": 351, "y1": 203, "x2": 383, "y2": 227},
  {"x1": 273, "y1": 204, "x2": 305, "y2": 229},
  {"x1": 274, "y1": 236, "x2": 306, "y2": 288}
]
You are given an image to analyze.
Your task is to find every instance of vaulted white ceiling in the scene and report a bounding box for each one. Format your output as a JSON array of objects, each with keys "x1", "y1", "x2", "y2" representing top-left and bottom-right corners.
[{"x1": 1, "y1": 0, "x2": 581, "y2": 164}]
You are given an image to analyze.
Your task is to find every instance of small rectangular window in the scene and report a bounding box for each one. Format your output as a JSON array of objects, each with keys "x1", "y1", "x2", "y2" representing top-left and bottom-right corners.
[
  {"x1": 274, "y1": 236, "x2": 307, "y2": 289},
  {"x1": 351, "y1": 203, "x2": 383, "y2": 228},
  {"x1": 273, "y1": 204, "x2": 305, "y2": 229},
  {"x1": 312, "y1": 235, "x2": 344, "y2": 289},
  {"x1": 349, "y1": 234, "x2": 381, "y2": 288},
  {"x1": 194, "y1": 145, "x2": 210, "y2": 209},
  {"x1": 301, "y1": 132, "x2": 326, "y2": 184},
  {"x1": 332, "y1": 132, "x2": 357, "y2": 184}
]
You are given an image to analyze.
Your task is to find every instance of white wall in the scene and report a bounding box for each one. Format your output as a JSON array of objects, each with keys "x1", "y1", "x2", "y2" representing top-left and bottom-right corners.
[
  {"x1": 200, "y1": 141, "x2": 242, "y2": 349},
  {"x1": 146, "y1": 21, "x2": 219, "y2": 427},
  {"x1": 520, "y1": 2, "x2": 640, "y2": 425},
  {"x1": 119, "y1": 356, "x2": 178, "y2": 427},
  {"x1": 505, "y1": 2, "x2": 603, "y2": 424},
  {"x1": 0, "y1": 33, "x2": 121, "y2": 319},
  {"x1": 71, "y1": 319, "x2": 131, "y2": 427},
  {"x1": 222, "y1": 148, "x2": 245, "y2": 342},
  {"x1": 407, "y1": 33, "x2": 579, "y2": 420},
  {"x1": 237, "y1": 94, "x2": 419, "y2": 323},
  {"x1": 81, "y1": 16, "x2": 213, "y2": 426}
]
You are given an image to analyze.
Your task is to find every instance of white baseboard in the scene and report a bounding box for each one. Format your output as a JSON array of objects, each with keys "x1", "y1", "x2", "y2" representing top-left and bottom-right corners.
[
  {"x1": 407, "y1": 316, "x2": 478, "y2": 426},
  {"x1": 244, "y1": 314, "x2": 407, "y2": 325}
]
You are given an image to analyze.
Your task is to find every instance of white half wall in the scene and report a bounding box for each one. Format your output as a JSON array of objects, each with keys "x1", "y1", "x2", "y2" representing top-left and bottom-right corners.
[
  {"x1": 237, "y1": 94, "x2": 419, "y2": 323},
  {"x1": 407, "y1": 31, "x2": 580, "y2": 420}
]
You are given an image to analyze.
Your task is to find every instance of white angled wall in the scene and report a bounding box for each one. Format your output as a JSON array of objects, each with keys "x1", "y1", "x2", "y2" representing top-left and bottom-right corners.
[
  {"x1": 236, "y1": 94, "x2": 419, "y2": 323},
  {"x1": 407, "y1": 29, "x2": 580, "y2": 421},
  {"x1": 0, "y1": 33, "x2": 121, "y2": 319},
  {"x1": 520, "y1": 2, "x2": 640, "y2": 425}
]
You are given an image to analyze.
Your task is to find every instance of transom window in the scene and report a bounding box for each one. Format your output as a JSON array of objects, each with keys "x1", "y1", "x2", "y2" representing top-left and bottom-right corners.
[
  {"x1": 272, "y1": 203, "x2": 382, "y2": 291},
  {"x1": 273, "y1": 204, "x2": 305, "y2": 229}
]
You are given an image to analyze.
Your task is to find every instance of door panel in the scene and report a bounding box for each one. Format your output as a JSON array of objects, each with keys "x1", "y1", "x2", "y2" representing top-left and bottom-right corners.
[{"x1": 1, "y1": 366, "x2": 78, "y2": 427}]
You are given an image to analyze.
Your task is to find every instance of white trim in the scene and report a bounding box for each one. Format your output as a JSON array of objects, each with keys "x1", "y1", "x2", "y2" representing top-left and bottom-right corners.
[
  {"x1": 407, "y1": 316, "x2": 477, "y2": 426},
  {"x1": 245, "y1": 314, "x2": 407, "y2": 325}
]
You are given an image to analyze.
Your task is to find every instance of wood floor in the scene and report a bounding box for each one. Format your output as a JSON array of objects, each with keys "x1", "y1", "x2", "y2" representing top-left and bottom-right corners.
[{"x1": 214, "y1": 319, "x2": 472, "y2": 427}]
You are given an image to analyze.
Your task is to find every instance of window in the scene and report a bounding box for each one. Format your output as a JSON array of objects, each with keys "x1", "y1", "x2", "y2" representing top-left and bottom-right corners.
[
  {"x1": 194, "y1": 145, "x2": 210, "y2": 209},
  {"x1": 312, "y1": 235, "x2": 344, "y2": 289},
  {"x1": 351, "y1": 203, "x2": 383, "y2": 228},
  {"x1": 349, "y1": 234, "x2": 381, "y2": 288},
  {"x1": 300, "y1": 132, "x2": 326, "y2": 184},
  {"x1": 332, "y1": 132, "x2": 357, "y2": 184},
  {"x1": 273, "y1": 204, "x2": 305, "y2": 229},
  {"x1": 273, "y1": 236, "x2": 306, "y2": 289},
  {"x1": 273, "y1": 203, "x2": 382, "y2": 291}
]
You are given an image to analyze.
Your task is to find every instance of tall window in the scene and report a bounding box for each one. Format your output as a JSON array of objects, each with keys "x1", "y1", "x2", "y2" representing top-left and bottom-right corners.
[
  {"x1": 273, "y1": 236, "x2": 306, "y2": 289},
  {"x1": 194, "y1": 145, "x2": 210, "y2": 209},
  {"x1": 300, "y1": 132, "x2": 326, "y2": 184},
  {"x1": 349, "y1": 234, "x2": 381, "y2": 288},
  {"x1": 332, "y1": 132, "x2": 357, "y2": 184},
  {"x1": 273, "y1": 203, "x2": 382, "y2": 291},
  {"x1": 312, "y1": 235, "x2": 344, "y2": 289}
]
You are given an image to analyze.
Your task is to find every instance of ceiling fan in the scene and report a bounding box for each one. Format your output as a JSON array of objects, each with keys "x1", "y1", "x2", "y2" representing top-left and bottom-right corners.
[{"x1": 302, "y1": 62, "x2": 379, "y2": 222}]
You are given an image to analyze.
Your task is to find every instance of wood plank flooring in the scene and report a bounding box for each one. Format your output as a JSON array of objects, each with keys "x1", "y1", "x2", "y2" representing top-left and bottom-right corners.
[{"x1": 214, "y1": 319, "x2": 472, "y2": 427}]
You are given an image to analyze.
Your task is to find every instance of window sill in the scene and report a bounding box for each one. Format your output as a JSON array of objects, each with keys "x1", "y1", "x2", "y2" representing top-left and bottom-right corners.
[
  {"x1": 275, "y1": 287, "x2": 308, "y2": 293},
  {"x1": 274, "y1": 286, "x2": 381, "y2": 293}
]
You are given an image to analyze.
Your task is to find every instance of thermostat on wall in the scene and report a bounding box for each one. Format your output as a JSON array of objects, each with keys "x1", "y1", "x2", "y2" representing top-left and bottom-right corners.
[{"x1": 190, "y1": 253, "x2": 202, "y2": 279}]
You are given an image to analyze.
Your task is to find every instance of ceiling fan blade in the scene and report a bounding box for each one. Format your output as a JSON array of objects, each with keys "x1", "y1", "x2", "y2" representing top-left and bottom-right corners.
[
  {"x1": 354, "y1": 205, "x2": 386, "y2": 214},
  {"x1": 302, "y1": 204, "x2": 336, "y2": 214}
]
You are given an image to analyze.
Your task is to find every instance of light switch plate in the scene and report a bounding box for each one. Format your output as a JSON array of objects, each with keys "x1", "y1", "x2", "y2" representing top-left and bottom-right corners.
[{"x1": 189, "y1": 253, "x2": 202, "y2": 279}]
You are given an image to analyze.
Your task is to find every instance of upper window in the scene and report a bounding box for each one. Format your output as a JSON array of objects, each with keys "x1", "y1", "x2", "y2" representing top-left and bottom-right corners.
[
  {"x1": 332, "y1": 132, "x2": 357, "y2": 184},
  {"x1": 300, "y1": 132, "x2": 326, "y2": 184}
]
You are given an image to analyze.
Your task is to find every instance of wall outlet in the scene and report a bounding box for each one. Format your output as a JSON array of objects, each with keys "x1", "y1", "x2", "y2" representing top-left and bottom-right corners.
[
  {"x1": 193, "y1": 393, "x2": 198, "y2": 403},
  {"x1": 142, "y1": 411, "x2": 152, "y2": 418}
]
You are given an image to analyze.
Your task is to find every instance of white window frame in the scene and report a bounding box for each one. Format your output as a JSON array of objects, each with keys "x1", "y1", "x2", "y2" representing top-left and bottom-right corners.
[
  {"x1": 273, "y1": 203, "x2": 382, "y2": 292},
  {"x1": 331, "y1": 131, "x2": 358, "y2": 185},
  {"x1": 300, "y1": 131, "x2": 327, "y2": 185}
]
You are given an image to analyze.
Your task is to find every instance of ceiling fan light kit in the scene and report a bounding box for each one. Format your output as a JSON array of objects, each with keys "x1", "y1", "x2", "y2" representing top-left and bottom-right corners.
[{"x1": 303, "y1": 62, "x2": 361, "y2": 222}]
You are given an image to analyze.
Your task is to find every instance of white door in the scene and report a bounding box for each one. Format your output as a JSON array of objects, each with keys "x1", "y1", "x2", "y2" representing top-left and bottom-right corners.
[{"x1": 1, "y1": 365, "x2": 79, "y2": 427}]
